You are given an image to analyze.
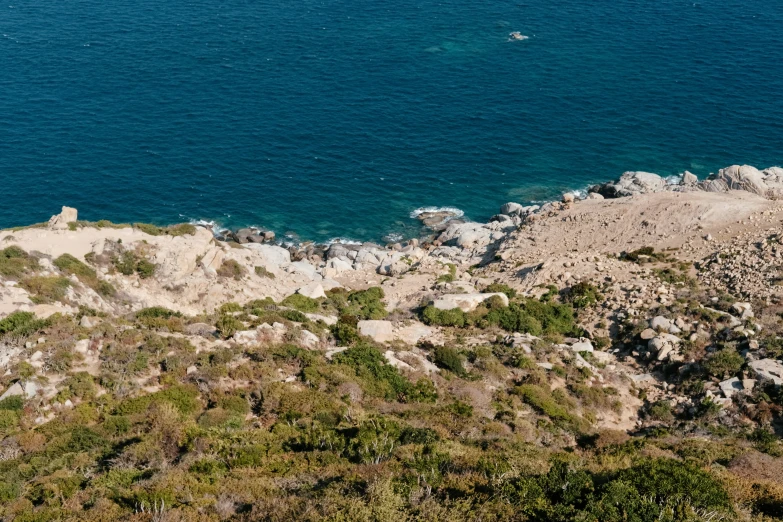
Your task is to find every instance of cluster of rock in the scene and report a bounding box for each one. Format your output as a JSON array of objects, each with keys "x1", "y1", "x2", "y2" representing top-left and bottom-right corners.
[
  {"x1": 698, "y1": 233, "x2": 783, "y2": 300},
  {"x1": 589, "y1": 165, "x2": 783, "y2": 199},
  {"x1": 215, "y1": 227, "x2": 276, "y2": 245}
]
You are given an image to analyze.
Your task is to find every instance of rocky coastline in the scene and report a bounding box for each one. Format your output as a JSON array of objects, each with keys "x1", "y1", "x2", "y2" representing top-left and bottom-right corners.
[{"x1": 1, "y1": 163, "x2": 783, "y2": 520}]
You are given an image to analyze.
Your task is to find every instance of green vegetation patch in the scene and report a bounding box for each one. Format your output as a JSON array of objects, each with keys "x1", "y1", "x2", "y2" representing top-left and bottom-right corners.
[
  {"x1": 53, "y1": 253, "x2": 115, "y2": 296},
  {"x1": 0, "y1": 245, "x2": 39, "y2": 279},
  {"x1": 20, "y1": 275, "x2": 71, "y2": 303},
  {"x1": 133, "y1": 222, "x2": 197, "y2": 236}
]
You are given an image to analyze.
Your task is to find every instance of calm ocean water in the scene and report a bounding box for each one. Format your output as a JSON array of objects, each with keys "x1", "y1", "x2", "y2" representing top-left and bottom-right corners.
[{"x1": 2, "y1": 0, "x2": 782, "y2": 242}]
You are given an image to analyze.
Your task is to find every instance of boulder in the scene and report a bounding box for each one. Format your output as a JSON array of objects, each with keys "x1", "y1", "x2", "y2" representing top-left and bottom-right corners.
[
  {"x1": 244, "y1": 243, "x2": 291, "y2": 266},
  {"x1": 432, "y1": 292, "x2": 508, "y2": 312},
  {"x1": 233, "y1": 228, "x2": 254, "y2": 244},
  {"x1": 681, "y1": 171, "x2": 698, "y2": 185},
  {"x1": 199, "y1": 247, "x2": 225, "y2": 277},
  {"x1": 73, "y1": 339, "x2": 90, "y2": 354},
  {"x1": 719, "y1": 377, "x2": 744, "y2": 398},
  {"x1": 358, "y1": 320, "x2": 394, "y2": 343},
  {"x1": 297, "y1": 283, "x2": 326, "y2": 299},
  {"x1": 384, "y1": 351, "x2": 414, "y2": 371},
  {"x1": 562, "y1": 193, "x2": 575, "y2": 204},
  {"x1": 590, "y1": 172, "x2": 666, "y2": 198},
  {"x1": 232, "y1": 330, "x2": 259, "y2": 345},
  {"x1": 394, "y1": 322, "x2": 434, "y2": 345},
  {"x1": 749, "y1": 359, "x2": 783, "y2": 385},
  {"x1": 416, "y1": 210, "x2": 462, "y2": 230},
  {"x1": 0, "y1": 380, "x2": 38, "y2": 400},
  {"x1": 79, "y1": 316, "x2": 99, "y2": 328},
  {"x1": 500, "y1": 202, "x2": 524, "y2": 216},
  {"x1": 716, "y1": 165, "x2": 768, "y2": 196},
  {"x1": 570, "y1": 339, "x2": 594, "y2": 353},
  {"x1": 299, "y1": 330, "x2": 320, "y2": 349},
  {"x1": 731, "y1": 302, "x2": 754, "y2": 320},
  {"x1": 640, "y1": 328, "x2": 657, "y2": 340},
  {"x1": 585, "y1": 192, "x2": 604, "y2": 200},
  {"x1": 184, "y1": 322, "x2": 217, "y2": 336},
  {"x1": 48, "y1": 206, "x2": 78, "y2": 230}
]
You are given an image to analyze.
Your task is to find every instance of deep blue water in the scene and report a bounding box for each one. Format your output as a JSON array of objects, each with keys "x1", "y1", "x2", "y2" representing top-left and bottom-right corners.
[{"x1": 2, "y1": 0, "x2": 783, "y2": 242}]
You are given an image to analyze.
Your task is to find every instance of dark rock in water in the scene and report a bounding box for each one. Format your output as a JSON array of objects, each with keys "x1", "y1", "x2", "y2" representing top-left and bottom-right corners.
[
  {"x1": 490, "y1": 214, "x2": 514, "y2": 224},
  {"x1": 417, "y1": 210, "x2": 460, "y2": 229},
  {"x1": 247, "y1": 234, "x2": 265, "y2": 243},
  {"x1": 589, "y1": 171, "x2": 666, "y2": 198},
  {"x1": 263, "y1": 231, "x2": 276, "y2": 241},
  {"x1": 233, "y1": 228, "x2": 254, "y2": 244},
  {"x1": 327, "y1": 243, "x2": 361, "y2": 260}
]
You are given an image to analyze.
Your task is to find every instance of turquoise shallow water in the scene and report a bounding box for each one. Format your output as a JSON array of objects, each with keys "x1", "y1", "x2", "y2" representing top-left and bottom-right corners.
[{"x1": 1, "y1": 0, "x2": 782, "y2": 242}]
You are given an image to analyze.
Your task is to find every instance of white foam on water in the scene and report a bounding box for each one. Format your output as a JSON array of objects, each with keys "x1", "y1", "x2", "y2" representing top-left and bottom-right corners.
[
  {"x1": 383, "y1": 233, "x2": 404, "y2": 243},
  {"x1": 409, "y1": 206, "x2": 465, "y2": 219}
]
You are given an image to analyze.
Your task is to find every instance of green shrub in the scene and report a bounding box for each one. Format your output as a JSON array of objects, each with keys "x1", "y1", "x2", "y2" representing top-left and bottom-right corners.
[
  {"x1": 436, "y1": 263, "x2": 456, "y2": 283},
  {"x1": 564, "y1": 281, "x2": 602, "y2": 308},
  {"x1": 0, "y1": 395, "x2": 24, "y2": 411},
  {"x1": 136, "y1": 259, "x2": 156, "y2": 279},
  {"x1": 703, "y1": 348, "x2": 744, "y2": 379},
  {"x1": 216, "y1": 314, "x2": 243, "y2": 339},
  {"x1": 113, "y1": 251, "x2": 137, "y2": 275},
  {"x1": 167, "y1": 223, "x2": 197, "y2": 236},
  {"x1": 485, "y1": 283, "x2": 517, "y2": 298},
  {"x1": 515, "y1": 384, "x2": 588, "y2": 432},
  {"x1": 217, "y1": 259, "x2": 246, "y2": 280},
  {"x1": 346, "y1": 287, "x2": 387, "y2": 319},
  {"x1": 333, "y1": 343, "x2": 423, "y2": 402},
  {"x1": 255, "y1": 266, "x2": 276, "y2": 279},
  {"x1": 0, "y1": 245, "x2": 39, "y2": 279},
  {"x1": 421, "y1": 306, "x2": 466, "y2": 327},
  {"x1": 0, "y1": 409, "x2": 20, "y2": 430},
  {"x1": 648, "y1": 400, "x2": 674, "y2": 422},
  {"x1": 432, "y1": 345, "x2": 466, "y2": 377},
  {"x1": 0, "y1": 311, "x2": 49, "y2": 336},
  {"x1": 282, "y1": 293, "x2": 320, "y2": 313},
  {"x1": 115, "y1": 384, "x2": 200, "y2": 416},
  {"x1": 53, "y1": 253, "x2": 115, "y2": 296},
  {"x1": 20, "y1": 275, "x2": 71, "y2": 303},
  {"x1": 331, "y1": 321, "x2": 360, "y2": 346}
]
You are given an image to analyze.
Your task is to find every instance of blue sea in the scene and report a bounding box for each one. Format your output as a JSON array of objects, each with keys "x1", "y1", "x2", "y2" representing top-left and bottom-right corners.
[{"x1": 2, "y1": 0, "x2": 782, "y2": 243}]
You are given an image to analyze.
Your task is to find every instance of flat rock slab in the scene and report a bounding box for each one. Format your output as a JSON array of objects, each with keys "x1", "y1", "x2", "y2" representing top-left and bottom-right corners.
[
  {"x1": 394, "y1": 323, "x2": 434, "y2": 345},
  {"x1": 358, "y1": 320, "x2": 395, "y2": 343},
  {"x1": 749, "y1": 358, "x2": 783, "y2": 385},
  {"x1": 432, "y1": 292, "x2": 509, "y2": 312}
]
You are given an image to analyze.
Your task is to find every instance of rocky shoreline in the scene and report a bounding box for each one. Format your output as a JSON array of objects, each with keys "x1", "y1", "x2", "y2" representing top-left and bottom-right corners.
[
  {"x1": 203, "y1": 164, "x2": 783, "y2": 280},
  {"x1": 1, "y1": 163, "x2": 783, "y2": 520}
]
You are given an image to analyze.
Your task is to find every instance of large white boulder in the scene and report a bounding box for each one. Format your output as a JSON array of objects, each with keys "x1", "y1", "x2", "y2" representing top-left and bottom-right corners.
[
  {"x1": 297, "y1": 283, "x2": 326, "y2": 299},
  {"x1": 244, "y1": 243, "x2": 291, "y2": 266},
  {"x1": 749, "y1": 359, "x2": 783, "y2": 385},
  {"x1": 358, "y1": 320, "x2": 394, "y2": 343},
  {"x1": 717, "y1": 165, "x2": 768, "y2": 196},
  {"x1": 48, "y1": 206, "x2": 78, "y2": 230},
  {"x1": 432, "y1": 292, "x2": 508, "y2": 312}
]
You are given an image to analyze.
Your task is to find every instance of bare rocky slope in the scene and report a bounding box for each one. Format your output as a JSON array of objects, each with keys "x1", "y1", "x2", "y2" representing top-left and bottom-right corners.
[{"x1": 1, "y1": 165, "x2": 782, "y2": 521}]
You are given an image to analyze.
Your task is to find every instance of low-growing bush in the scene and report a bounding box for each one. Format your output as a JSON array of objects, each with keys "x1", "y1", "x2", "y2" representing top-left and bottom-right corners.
[
  {"x1": 484, "y1": 283, "x2": 517, "y2": 298},
  {"x1": 703, "y1": 347, "x2": 744, "y2": 379},
  {"x1": 432, "y1": 345, "x2": 466, "y2": 377},
  {"x1": 53, "y1": 253, "x2": 115, "y2": 296},
  {"x1": 564, "y1": 281, "x2": 602, "y2": 308},
  {"x1": 133, "y1": 222, "x2": 197, "y2": 236},
  {"x1": 282, "y1": 293, "x2": 320, "y2": 313},
  {"x1": 20, "y1": 276, "x2": 71, "y2": 303},
  {"x1": 216, "y1": 314, "x2": 243, "y2": 339},
  {"x1": 255, "y1": 266, "x2": 275, "y2": 279},
  {"x1": 421, "y1": 306, "x2": 466, "y2": 327},
  {"x1": 217, "y1": 259, "x2": 246, "y2": 280},
  {"x1": 0, "y1": 245, "x2": 39, "y2": 279}
]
